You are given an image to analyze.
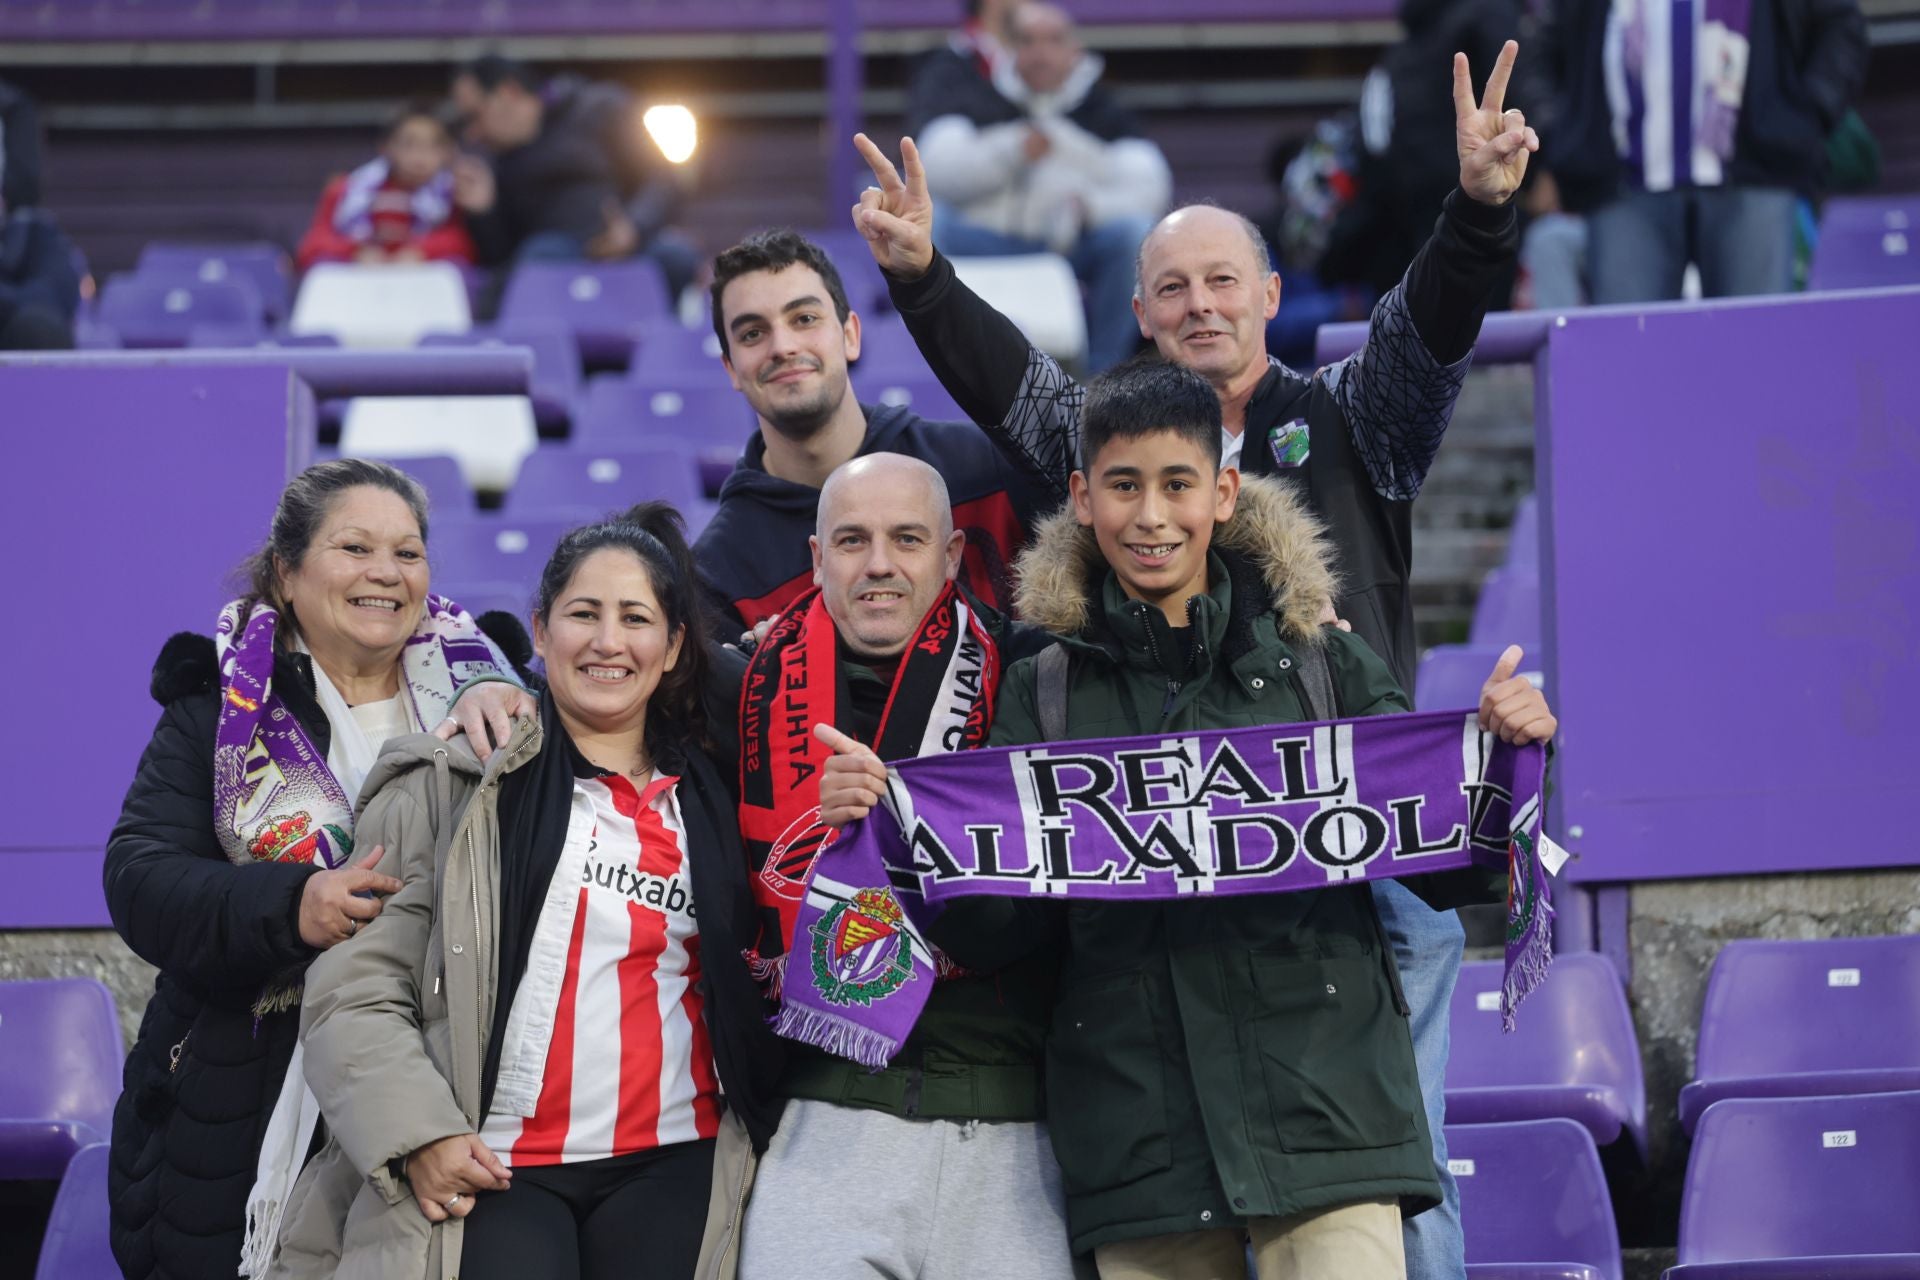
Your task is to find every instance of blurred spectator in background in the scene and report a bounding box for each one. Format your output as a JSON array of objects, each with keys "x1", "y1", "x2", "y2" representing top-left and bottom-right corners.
[
  {"x1": 296, "y1": 102, "x2": 476, "y2": 272},
  {"x1": 0, "y1": 79, "x2": 77, "y2": 350},
  {"x1": 1257, "y1": 119, "x2": 1376, "y2": 368},
  {"x1": 916, "y1": 1, "x2": 1171, "y2": 371},
  {"x1": 1524, "y1": 0, "x2": 1867, "y2": 303},
  {"x1": 909, "y1": 0, "x2": 1021, "y2": 110},
  {"x1": 451, "y1": 56, "x2": 698, "y2": 302},
  {"x1": 1326, "y1": 0, "x2": 1522, "y2": 302},
  {"x1": 0, "y1": 76, "x2": 45, "y2": 211}
]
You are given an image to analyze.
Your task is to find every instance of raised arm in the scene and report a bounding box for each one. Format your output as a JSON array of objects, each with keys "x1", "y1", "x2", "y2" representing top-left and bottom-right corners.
[
  {"x1": 853, "y1": 133, "x2": 1084, "y2": 501},
  {"x1": 1323, "y1": 42, "x2": 1529, "y2": 502}
]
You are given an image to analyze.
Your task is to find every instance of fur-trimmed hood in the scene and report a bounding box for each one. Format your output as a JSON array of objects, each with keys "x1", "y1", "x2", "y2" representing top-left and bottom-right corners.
[{"x1": 1012, "y1": 472, "x2": 1341, "y2": 644}]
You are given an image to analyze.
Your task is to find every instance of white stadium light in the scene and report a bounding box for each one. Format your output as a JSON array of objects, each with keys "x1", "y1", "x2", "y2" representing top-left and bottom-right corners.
[{"x1": 643, "y1": 104, "x2": 698, "y2": 165}]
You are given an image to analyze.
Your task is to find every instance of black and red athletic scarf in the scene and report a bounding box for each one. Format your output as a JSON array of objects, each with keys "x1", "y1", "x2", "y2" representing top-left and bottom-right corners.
[{"x1": 738, "y1": 581, "x2": 999, "y2": 975}]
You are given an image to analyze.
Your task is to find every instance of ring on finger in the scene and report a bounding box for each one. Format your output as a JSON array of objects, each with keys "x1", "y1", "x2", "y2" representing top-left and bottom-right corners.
[
  {"x1": 445, "y1": 1193, "x2": 462, "y2": 1209},
  {"x1": 345, "y1": 918, "x2": 360, "y2": 937}
]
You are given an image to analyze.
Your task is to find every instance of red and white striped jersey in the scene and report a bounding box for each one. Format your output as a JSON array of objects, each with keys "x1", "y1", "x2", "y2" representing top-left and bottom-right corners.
[{"x1": 479, "y1": 772, "x2": 723, "y2": 1167}]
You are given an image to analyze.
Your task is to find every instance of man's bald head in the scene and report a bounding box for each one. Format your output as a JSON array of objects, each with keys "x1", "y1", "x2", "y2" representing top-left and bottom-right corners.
[
  {"x1": 816, "y1": 453, "x2": 954, "y2": 542},
  {"x1": 1130, "y1": 203, "x2": 1281, "y2": 389},
  {"x1": 812, "y1": 454, "x2": 967, "y2": 659},
  {"x1": 1135, "y1": 204, "x2": 1272, "y2": 301}
]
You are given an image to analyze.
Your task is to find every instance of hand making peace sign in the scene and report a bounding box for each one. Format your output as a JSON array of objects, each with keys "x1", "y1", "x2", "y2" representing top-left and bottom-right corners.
[
  {"x1": 851, "y1": 132, "x2": 936, "y2": 282},
  {"x1": 1455, "y1": 39, "x2": 1540, "y2": 208}
]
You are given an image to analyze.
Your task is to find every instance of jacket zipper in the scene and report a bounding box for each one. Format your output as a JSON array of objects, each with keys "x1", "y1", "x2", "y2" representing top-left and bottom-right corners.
[
  {"x1": 1132, "y1": 602, "x2": 1183, "y2": 722},
  {"x1": 168, "y1": 1030, "x2": 191, "y2": 1073},
  {"x1": 468, "y1": 825, "x2": 484, "y2": 1082}
]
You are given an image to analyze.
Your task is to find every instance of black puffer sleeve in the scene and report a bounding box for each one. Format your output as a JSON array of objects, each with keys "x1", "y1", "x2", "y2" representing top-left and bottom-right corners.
[{"x1": 103, "y1": 694, "x2": 320, "y2": 994}]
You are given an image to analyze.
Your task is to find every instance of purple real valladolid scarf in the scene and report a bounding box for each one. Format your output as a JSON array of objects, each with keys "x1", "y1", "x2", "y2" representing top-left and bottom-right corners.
[
  {"x1": 776, "y1": 708, "x2": 1555, "y2": 1069},
  {"x1": 211, "y1": 594, "x2": 509, "y2": 873}
]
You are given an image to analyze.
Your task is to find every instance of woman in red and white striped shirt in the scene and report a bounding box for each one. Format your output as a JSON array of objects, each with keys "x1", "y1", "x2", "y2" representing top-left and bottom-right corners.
[{"x1": 281, "y1": 504, "x2": 782, "y2": 1280}]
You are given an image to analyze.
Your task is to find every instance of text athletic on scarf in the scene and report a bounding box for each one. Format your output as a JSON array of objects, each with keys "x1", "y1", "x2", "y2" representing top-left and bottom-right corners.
[{"x1": 775, "y1": 708, "x2": 1554, "y2": 1068}]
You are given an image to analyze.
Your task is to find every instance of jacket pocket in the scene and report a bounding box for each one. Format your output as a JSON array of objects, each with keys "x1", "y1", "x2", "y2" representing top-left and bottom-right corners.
[
  {"x1": 1249, "y1": 954, "x2": 1419, "y2": 1154},
  {"x1": 1045, "y1": 972, "x2": 1171, "y2": 1196}
]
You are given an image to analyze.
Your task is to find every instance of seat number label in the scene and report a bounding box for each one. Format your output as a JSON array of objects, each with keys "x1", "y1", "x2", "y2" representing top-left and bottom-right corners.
[
  {"x1": 1823, "y1": 1130, "x2": 1857, "y2": 1148},
  {"x1": 1475, "y1": 991, "x2": 1501, "y2": 1012},
  {"x1": 1448, "y1": 1159, "x2": 1476, "y2": 1176},
  {"x1": 1828, "y1": 968, "x2": 1861, "y2": 987}
]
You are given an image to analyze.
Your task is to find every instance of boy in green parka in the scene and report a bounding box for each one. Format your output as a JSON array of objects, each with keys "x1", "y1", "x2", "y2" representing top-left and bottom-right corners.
[{"x1": 820, "y1": 358, "x2": 1557, "y2": 1278}]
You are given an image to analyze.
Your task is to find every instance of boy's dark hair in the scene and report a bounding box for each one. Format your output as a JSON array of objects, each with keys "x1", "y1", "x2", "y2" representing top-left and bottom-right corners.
[
  {"x1": 1078, "y1": 357, "x2": 1223, "y2": 472},
  {"x1": 384, "y1": 97, "x2": 452, "y2": 144},
  {"x1": 708, "y1": 229, "x2": 852, "y2": 359},
  {"x1": 464, "y1": 54, "x2": 541, "y2": 96}
]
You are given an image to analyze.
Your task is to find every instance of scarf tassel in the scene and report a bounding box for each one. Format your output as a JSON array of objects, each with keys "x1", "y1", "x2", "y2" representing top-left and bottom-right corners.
[
  {"x1": 772, "y1": 1003, "x2": 901, "y2": 1072},
  {"x1": 1501, "y1": 897, "x2": 1556, "y2": 1034},
  {"x1": 238, "y1": 1193, "x2": 282, "y2": 1278}
]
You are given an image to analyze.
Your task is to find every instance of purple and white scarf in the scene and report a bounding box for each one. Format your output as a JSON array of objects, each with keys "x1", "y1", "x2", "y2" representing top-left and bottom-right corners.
[
  {"x1": 331, "y1": 156, "x2": 455, "y2": 243},
  {"x1": 1605, "y1": 0, "x2": 1755, "y2": 192},
  {"x1": 212, "y1": 592, "x2": 509, "y2": 877},
  {"x1": 776, "y1": 709, "x2": 1558, "y2": 1068}
]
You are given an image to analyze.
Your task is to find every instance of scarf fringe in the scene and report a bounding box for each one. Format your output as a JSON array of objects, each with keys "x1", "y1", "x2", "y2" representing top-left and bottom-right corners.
[
  {"x1": 746, "y1": 949, "x2": 787, "y2": 1002},
  {"x1": 250, "y1": 980, "x2": 304, "y2": 1021},
  {"x1": 1501, "y1": 897, "x2": 1556, "y2": 1034},
  {"x1": 238, "y1": 1193, "x2": 281, "y2": 1278},
  {"x1": 772, "y1": 1003, "x2": 900, "y2": 1071}
]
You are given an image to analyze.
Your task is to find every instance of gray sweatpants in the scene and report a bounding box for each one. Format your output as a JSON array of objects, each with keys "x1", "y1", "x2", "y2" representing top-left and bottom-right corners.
[{"x1": 739, "y1": 1099, "x2": 1077, "y2": 1280}]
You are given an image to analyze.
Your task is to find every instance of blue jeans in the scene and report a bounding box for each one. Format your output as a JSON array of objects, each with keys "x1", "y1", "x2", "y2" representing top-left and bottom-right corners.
[
  {"x1": 932, "y1": 205, "x2": 1153, "y2": 372},
  {"x1": 1373, "y1": 879, "x2": 1468, "y2": 1280},
  {"x1": 1588, "y1": 185, "x2": 1797, "y2": 303}
]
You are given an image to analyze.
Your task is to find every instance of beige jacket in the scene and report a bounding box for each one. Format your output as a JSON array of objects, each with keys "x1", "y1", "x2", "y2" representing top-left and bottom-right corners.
[
  {"x1": 268, "y1": 719, "x2": 761, "y2": 1280},
  {"x1": 268, "y1": 722, "x2": 534, "y2": 1280}
]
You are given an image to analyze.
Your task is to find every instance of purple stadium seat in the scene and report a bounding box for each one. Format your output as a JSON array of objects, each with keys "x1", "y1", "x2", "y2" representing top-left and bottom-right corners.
[
  {"x1": 852, "y1": 373, "x2": 968, "y2": 423},
  {"x1": 1448, "y1": 1120, "x2": 1622, "y2": 1280},
  {"x1": 436, "y1": 580, "x2": 534, "y2": 626},
  {"x1": 1414, "y1": 643, "x2": 1544, "y2": 712},
  {"x1": 1809, "y1": 198, "x2": 1920, "y2": 292},
  {"x1": 1666, "y1": 1092, "x2": 1920, "y2": 1278},
  {"x1": 1470, "y1": 566, "x2": 1542, "y2": 649},
  {"x1": 853, "y1": 315, "x2": 938, "y2": 381},
  {"x1": 507, "y1": 446, "x2": 705, "y2": 519},
  {"x1": 574, "y1": 378, "x2": 759, "y2": 450},
  {"x1": 1506, "y1": 495, "x2": 1538, "y2": 571},
  {"x1": 33, "y1": 1142, "x2": 115, "y2": 1280},
  {"x1": 1678, "y1": 935, "x2": 1920, "y2": 1136},
  {"x1": 346, "y1": 453, "x2": 472, "y2": 520},
  {"x1": 629, "y1": 323, "x2": 729, "y2": 390},
  {"x1": 96, "y1": 273, "x2": 263, "y2": 349},
  {"x1": 421, "y1": 323, "x2": 581, "y2": 433},
  {"x1": 137, "y1": 241, "x2": 292, "y2": 323},
  {"x1": 499, "y1": 260, "x2": 673, "y2": 367},
  {"x1": 0, "y1": 979, "x2": 124, "y2": 1180},
  {"x1": 428, "y1": 516, "x2": 583, "y2": 590},
  {"x1": 798, "y1": 227, "x2": 892, "y2": 316},
  {"x1": 1446, "y1": 954, "x2": 1647, "y2": 1163}
]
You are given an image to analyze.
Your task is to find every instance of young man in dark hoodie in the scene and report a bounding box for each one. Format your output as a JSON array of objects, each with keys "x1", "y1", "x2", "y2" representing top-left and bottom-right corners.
[
  {"x1": 822, "y1": 361, "x2": 1557, "y2": 1278},
  {"x1": 692, "y1": 229, "x2": 1051, "y2": 633}
]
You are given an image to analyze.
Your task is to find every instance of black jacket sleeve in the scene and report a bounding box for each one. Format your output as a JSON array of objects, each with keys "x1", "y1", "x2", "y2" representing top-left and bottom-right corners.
[
  {"x1": 104, "y1": 696, "x2": 321, "y2": 994},
  {"x1": 1400, "y1": 187, "x2": 1519, "y2": 367},
  {"x1": 887, "y1": 249, "x2": 1084, "y2": 502},
  {"x1": 1791, "y1": 0, "x2": 1869, "y2": 131}
]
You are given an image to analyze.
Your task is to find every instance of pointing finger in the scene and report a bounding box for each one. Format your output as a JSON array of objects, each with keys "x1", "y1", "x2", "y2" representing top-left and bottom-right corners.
[
  {"x1": 853, "y1": 132, "x2": 904, "y2": 198},
  {"x1": 1452, "y1": 51, "x2": 1477, "y2": 121},
  {"x1": 901, "y1": 135, "x2": 928, "y2": 203},
  {"x1": 1481, "y1": 39, "x2": 1519, "y2": 115}
]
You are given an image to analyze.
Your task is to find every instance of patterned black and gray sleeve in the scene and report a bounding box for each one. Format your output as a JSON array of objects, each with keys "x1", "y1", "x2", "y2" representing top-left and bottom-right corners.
[
  {"x1": 887, "y1": 250, "x2": 1085, "y2": 502},
  {"x1": 1322, "y1": 187, "x2": 1519, "y2": 502}
]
